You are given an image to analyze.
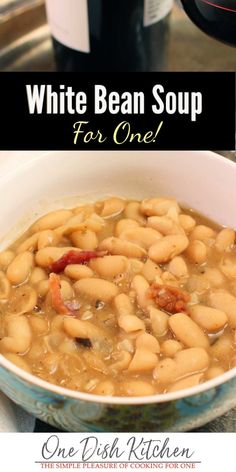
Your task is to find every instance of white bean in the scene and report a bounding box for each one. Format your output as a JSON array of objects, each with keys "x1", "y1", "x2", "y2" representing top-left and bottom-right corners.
[
  {"x1": 168, "y1": 256, "x2": 188, "y2": 278},
  {"x1": 124, "y1": 202, "x2": 146, "y2": 224},
  {"x1": 147, "y1": 216, "x2": 183, "y2": 236},
  {"x1": 186, "y1": 240, "x2": 207, "y2": 264},
  {"x1": 74, "y1": 278, "x2": 119, "y2": 302},
  {"x1": 99, "y1": 237, "x2": 146, "y2": 258},
  {"x1": 30, "y1": 267, "x2": 47, "y2": 285},
  {"x1": 189, "y1": 304, "x2": 228, "y2": 332},
  {"x1": 161, "y1": 339, "x2": 182, "y2": 357},
  {"x1": 121, "y1": 380, "x2": 155, "y2": 396},
  {"x1": 174, "y1": 347, "x2": 210, "y2": 378},
  {"x1": 29, "y1": 316, "x2": 48, "y2": 335},
  {"x1": 153, "y1": 358, "x2": 177, "y2": 384},
  {"x1": 141, "y1": 259, "x2": 162, "y2": 283},
  {"x1": 78, "y1": 213, "x2": 104, "y2": 233},
  {"x1": 37, "y1": 279, "x2": 49, "y2": 297},
  {"x1": 7, "y1": 285, "x2": 37, "y2": 316},
  {"x1": 210, "y1": 333, "x2": 233, "y2": 360},
  {"x1": 215, "y1": 228, "x2": 235, "y2": 252},
  {"x1": 64, "y1": 264, "x2": 94, "y2": 280},
  {"x1": 31, "y1": 210, "x2": 73, "y2": 232},
  {"x1": 128, "y1": 349, "x2": 158, "y2": 372},
  {"x1": 136, "y1": 333, "x2": 160, "y2": 353},
  {"x1": 0, "y1": 250, "x2": 15, "y2": 268},
  {"x1": 0, "y1": 271, "x2": 11, "y2": 300},
  {"x1": 114, "y1": 293, "x2": 134, "y2": 317},
  {"x1": 189, "y1": 225, "x2": 216, "y2": 242},
  {"x1": 219, "y1": 257, "x2": 236, "y2": 278},
  {"x1": 120, "y1": 227, "x2": 162, "y2": 249},
  {"x1": 140, "y1": 198, "x2": 180, "y2": 217},
  {"x1": 70, "y1": 230, "x2": 98, "y2": 250},
  {"x1": 118, "y1": 314, "x2": 145, "y2": 333},
  {"x1": 64, "y1": 317, "x2": 104, "y2": 340},
  {"x1": 89, "y1": 255, "x2": 128, "y2": 278},
  {"x1": 16, "y1": 233, "x2": 39, "y2": 254},
  {"x1": 131, "y1": 275, "x2": 152, "y2": 310},
  {"x1": 166, "y1": 206, "x2": 180, "y2": 223},
  {"x1": 50, "y1": 314, "x2": 65, "y2": 332},
  {"x1": 73, "y1": 203, "x2": 94, "y2": 215},
  {"x1": 148, "y1": 235, "x2": 189, "y2": 263},
  {"x1": 206, "y1": 366, "x2": 225, "y2": 380},
  {"x1": 55, "y1": 213, "x2": 86, "y2": 237},
  {"x1": 100, "y1": 197, "x2": 125, "y2": 218},
  {"x1": 129, "y1": 258, "x2": 144, "y2": 274},
  {"x1": 169, "y1": 313, "x2": 209, "y2": 349},
  {"x1": 167, "y1": 373, "x2": 203, "y2": 392},
  {"x1": 37, "y1": 230, "x2": 60, "y2": 250},
  {"x1": 110, "y1": 351, "x2": 132, "y2": 372},
  {"x1": 230, "y1": 281, "x2": 236, "y2": 297},
  {"x1": 0, "y1": 315, "x2": 32, "y2": 353},
  {"x1": 7, "y1": 251, "x2": 34, "y2": 285},
  {"x1": 60, "y1": 280, "x2": 74, "y2": 300},
  {"x1": 148, "y1": 306, "x2": 169, "y2": 337},
  {"x1": 179, "y1": 214, "x2": 196, "y2": 233},
  {"x1": 207, "y1": 290, "x2": 236, "y2": 328},
  {"x1": 17, "y1": 231, "x2": 59, "y2": 254},
  {"x1": 115, "y1": 219, "x2": 139, "y2": 237},
  {"x1": 93, "y1": 381, "x2": 115, "y2": 396}
]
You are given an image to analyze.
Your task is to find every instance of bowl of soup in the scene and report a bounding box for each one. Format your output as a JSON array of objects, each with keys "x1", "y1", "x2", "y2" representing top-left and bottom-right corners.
[{"x1": 0, "y1": 150, "x2": 235, "y2": 432}]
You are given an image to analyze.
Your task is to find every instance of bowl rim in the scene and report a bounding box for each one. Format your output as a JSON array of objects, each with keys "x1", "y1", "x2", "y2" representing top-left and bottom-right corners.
[
  {"x1": 0, "y1": 150, "x2": 236, "y2": 405},
  {"x1": 0, "y1": 354, "x2": 236, "y2": 405},
  {"x1": 0, "y1": 150, "x2": 236, "y2": 185}
]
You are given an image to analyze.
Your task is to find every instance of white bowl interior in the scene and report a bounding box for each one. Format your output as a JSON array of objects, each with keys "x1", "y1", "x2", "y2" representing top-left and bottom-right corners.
[
  {"x1": 0, "y1": 150, "x2": 236, "y2": 246},
  {"x1": 0, "y1": 150, "x2": 236, "y2": 405}
]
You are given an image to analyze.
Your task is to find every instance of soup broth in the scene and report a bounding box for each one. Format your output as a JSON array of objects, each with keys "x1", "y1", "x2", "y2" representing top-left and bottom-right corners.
[{"x1": 0, "y1": 196, "x2": 235, "y2": 397}]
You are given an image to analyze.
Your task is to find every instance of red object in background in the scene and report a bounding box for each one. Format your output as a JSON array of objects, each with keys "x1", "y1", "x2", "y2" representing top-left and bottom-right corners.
[{"x1": 181, "y1": 0, "x2": 236, "y2": 46}]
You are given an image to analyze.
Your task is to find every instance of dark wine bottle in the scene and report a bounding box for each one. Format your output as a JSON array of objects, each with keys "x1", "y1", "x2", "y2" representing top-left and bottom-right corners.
[
  {"x1": 181, "y1": 0, "x2": 236, "y2": 46},
  {"x1": 45, "y1": 0, "x2": 173, "y2": 72}
]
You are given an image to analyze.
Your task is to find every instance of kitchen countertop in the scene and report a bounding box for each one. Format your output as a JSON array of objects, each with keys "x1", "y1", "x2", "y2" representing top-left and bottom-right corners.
[{"x1": 1, "y1": 3, "x2": 236, "y2": 72}]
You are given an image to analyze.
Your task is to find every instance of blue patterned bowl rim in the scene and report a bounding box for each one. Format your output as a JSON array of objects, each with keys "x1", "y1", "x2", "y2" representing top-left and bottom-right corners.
[{"x1": 0, "y1": 354, "x2": 236, "y2": 405}]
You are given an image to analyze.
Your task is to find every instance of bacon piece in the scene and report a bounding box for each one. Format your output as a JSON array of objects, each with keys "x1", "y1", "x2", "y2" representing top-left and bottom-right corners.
[
  {"x1": 148, "y1": 283, "x2": 190, "y2": 314},
  {"x1": 49, "y1": 273, "x2": 73, "y2": 315},
  {"x1": 49, "y1": 250, "x2": 106, "y2": 273}
]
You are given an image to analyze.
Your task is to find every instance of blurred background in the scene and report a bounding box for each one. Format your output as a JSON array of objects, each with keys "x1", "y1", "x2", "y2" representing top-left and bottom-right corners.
[{"x1": 0, "y1": 0, "x2": 236, "y2": 71}]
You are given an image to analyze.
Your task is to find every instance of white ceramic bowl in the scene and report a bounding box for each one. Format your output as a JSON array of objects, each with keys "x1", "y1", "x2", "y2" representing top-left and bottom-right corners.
[{"x1": 0, "y1": 150, "x2": 235, "y2": 432}]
